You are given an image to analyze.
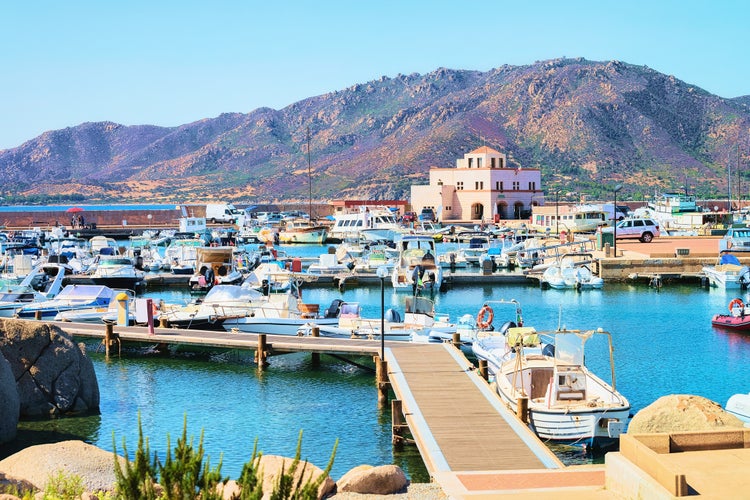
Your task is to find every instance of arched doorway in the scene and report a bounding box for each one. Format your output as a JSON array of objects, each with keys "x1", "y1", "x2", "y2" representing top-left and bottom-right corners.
[
  {"x1": 471, "y1": 203, "x2": 484, "y2": 221},
  {"x1": 496, "y1": 202, "x2": 508, "y2": 220},
  {"x1": 513, "y1": 202, "x2": 525, "y2": 219}
]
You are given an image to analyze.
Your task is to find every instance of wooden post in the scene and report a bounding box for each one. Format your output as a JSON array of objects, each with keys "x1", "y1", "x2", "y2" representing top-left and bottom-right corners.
[
  {"x1": 104, "y1": 323, "x2": 113, "y2": 360},
  {"x1": 517, "y1": 396, "x2": 529, "y2": 423},
  {"x1": 311, "y1": 326, "x2": 320, "y2": 366},
  {"x1": 376, "y1": 356, "x2": 388, "y2": 406},
  {"x1": 478, "y1": 359, "x2": 488, "y2": 381},
  {"x1": 452, "y1": 332, "x2": 461, "y2": 350},
  {"x1": 256, "y1": 334, "x2": 268, "y2": 369},
  {"x1": 34, "y1": 310, "x2": 42, "y2": 321},
  {"x1": 392, "y1": 399, "x2": 405, "y2": 445},
  {"x1": 160, "y1": 316, "x2": 169, "y2": 328}
]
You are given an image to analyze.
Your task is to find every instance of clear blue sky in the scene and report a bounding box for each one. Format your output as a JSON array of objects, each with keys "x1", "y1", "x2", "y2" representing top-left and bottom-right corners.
[{"x1": 1, "y1": 0, "x2": 747, "y2": 150}]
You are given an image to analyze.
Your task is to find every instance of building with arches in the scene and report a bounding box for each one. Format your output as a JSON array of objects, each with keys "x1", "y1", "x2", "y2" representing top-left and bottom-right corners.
[{"x1": 410, "y1": 146, "x2": 543, "y2": 222}]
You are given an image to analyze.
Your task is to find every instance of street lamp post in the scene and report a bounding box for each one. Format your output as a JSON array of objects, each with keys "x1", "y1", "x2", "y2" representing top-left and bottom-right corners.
[
  {"x1": 613, "y1": 184, "x2": 623, "y2": 257},
  {"x1": 555, "y1": 190, "x2": 560, "y2": 236},
  {"x1": 376, "y1": 265, "x2": 389, "y2": 360}
]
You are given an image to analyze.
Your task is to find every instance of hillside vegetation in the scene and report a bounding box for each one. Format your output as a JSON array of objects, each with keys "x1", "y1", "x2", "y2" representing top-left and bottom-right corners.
[{"x1": 1, "y1": 57, "x2": 748, "y2": 204}]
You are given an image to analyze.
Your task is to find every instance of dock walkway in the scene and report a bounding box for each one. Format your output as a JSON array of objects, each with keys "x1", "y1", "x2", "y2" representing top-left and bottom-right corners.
[{"x1": 386, "y1": 343, "x2": 560, "y2": 473}]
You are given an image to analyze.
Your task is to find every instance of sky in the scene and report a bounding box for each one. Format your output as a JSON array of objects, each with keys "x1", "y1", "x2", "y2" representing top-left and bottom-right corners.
[{"x1": 1, "y1": 0, "x2": 748, "y2": 150}]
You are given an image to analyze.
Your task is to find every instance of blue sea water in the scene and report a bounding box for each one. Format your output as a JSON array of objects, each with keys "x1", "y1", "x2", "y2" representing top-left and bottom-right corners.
[{"x1": 3, "y1": 242, "x2": 750, "y2": 482}]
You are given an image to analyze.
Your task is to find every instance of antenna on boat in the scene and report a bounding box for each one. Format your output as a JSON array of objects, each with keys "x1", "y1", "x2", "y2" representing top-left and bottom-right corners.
[{"x1": 557, "y1": 303, "x2": 563, "y2": 331}]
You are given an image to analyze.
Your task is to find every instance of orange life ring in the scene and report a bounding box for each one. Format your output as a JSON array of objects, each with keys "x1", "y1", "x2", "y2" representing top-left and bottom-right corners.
[
  {"x1": 477, "y1": 305, "x2": 494, "y2": 329},
  {"x1": 729, "y1": 298, "x2": 744, "y2": 313}
]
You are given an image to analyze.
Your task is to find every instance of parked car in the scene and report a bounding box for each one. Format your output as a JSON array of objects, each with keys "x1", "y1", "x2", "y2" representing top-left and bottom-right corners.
[
  {"x1": 418, "y1": 208, "x2": 436, "y2": 222},
  {"x1": 721, "y1": 226, "x2": 750, "y2": 251},
  {"x1": 401, "y1": 211, "x2": 416, "y2": 223},
  {"x1": 602, "y1": 217, "x2": 660, "y2": 242}
]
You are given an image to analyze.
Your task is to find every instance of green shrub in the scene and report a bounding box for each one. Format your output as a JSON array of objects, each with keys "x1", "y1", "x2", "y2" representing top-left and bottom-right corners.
[{"x1": 114, "y1": 414, "x2": 338, "y2": 500}]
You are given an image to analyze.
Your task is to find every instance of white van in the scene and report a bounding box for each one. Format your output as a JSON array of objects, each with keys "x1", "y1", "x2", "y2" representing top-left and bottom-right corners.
[{"x1": 206, "y1": 203, "x2": 241, "y2": 224}]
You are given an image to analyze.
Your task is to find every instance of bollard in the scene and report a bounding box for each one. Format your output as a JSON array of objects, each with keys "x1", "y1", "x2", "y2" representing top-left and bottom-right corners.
[
  {"x1": 115, "y1": 292, "x2": 130, "y2": 326},
  {"x1": 160, "y1": 316, "x2": 169, "y2": 328},
  {"x1": 604, "y1": 242, "x2": 611, "y2": 258},
  {"x1": 146, "y1": 298, "x2": 155, "y2": 335},
  {"x1": 517, "y1": 396, "x2": 529, "y2": 423},
  {"x1": 34, "y1": 310, "x2": 42, "y2": 321},
  {"x1": 478, "y1": 359, "x2": 488, "y2": 381}
]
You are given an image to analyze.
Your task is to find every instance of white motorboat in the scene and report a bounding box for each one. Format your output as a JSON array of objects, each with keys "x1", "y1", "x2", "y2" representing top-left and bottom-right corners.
[
  {"x1": 702, "y1": 252, "x2": 750, "y2": 289},
  {"x1": 726, "y1": 392, "x2": 750, "y2": 423},
  {"x1": 221, "y1": 288, "x2": 343, "y2": 336},
  {"x1": 160, "y1": 285, "x2": 263, "y2": 330},
  {"x1": 15, "y1": 284, "x2": 117, "y2": 321},
  {"x1": 188, "y1": 246, "x2": 244, "y2": 292},
  {"x1": 89, "y1": 254, "x2": 145, "y2": 290},
  {"x1": 455, "y1": 231, "x2": 491, "y2": 266},
  {"x1": 329, "y1": 206, "x2": 402, "y2": 242},
  {"x1": 295, "y1": 301, "x2": 413, "y2": 341},
  {"x1": 472, "y1": 307, "x2": 630, "y2": 449},
  {"x1": 0, "y1": 262, "x2": 69, "y2": 317},
  {"x1": 542, "y1": 254, "x2": 603, "y2": 290},
  {"x1": 391, "y1": 235, "x2": 443, "y2": 293}
]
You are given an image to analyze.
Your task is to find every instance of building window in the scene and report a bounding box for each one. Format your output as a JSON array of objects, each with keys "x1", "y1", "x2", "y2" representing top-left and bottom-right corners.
[
  {"x1": 491, "y1": 158, "x2": 496, "y2": 168},
  {"x1": 457, "y1": 181, "x2": 464, "y2": 190},
  {"x1": 512, "y1": 181, "x2": 519, "y2": 190},
  {"x1": 445, "y1": 206, "x2": 452, "y2": 211},
  {"x1": 496, "y1": 181, "x2": 504, "y2": 191},
  {"x1": 499, "y1": 158, "x2": 504, "y2": 168},
  {"x1": 528, "y1": 181, "x2": 536, "y2": 190},
  {"x1": 475, "y1": 181, "x2": 484, "y2": 190},
  {"x1": 468, "y1": 158, "x2": 473, "y2": 168},
  {"x1": 477, "y1": 158, "x2": 483, "y2": 168}
]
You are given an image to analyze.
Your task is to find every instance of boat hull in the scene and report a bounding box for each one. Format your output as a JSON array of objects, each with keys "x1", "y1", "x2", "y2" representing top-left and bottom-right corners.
[
  {"x1": 222, "y1": 317, "x2": 339, "y2": 336},
  {"x1": 711, "y1": 313, "x2": 750, "y2": 330}
]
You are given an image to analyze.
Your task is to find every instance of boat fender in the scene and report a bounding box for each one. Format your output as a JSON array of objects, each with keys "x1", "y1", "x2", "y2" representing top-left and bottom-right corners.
[
  {"x1": 477, "y1": 305, "x2": 494, "y2": 330},
  {"x1": 385, "y1": 308, "x2": 401, "y2": 323}
]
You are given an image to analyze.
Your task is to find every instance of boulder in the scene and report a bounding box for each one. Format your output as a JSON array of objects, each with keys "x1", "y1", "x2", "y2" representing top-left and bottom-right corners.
[
  {"x1": 0, "y1": 355, "x2": 19, "y2": 443},
  {"x1": 0, "y1": 440, "x2": 126, "y2": 492},
  {"x1": 256, "y1": 454, "x2": 335, "y2": 500},
  {"x1": 628, "y1": 394, "x2": 745, "y2": 434},
  {"x1": 336, "y1": 464, "x2": 408, "y2": 495},
  {"x1": 0, "y1": 319, "x2": 99, "y2": 418}
]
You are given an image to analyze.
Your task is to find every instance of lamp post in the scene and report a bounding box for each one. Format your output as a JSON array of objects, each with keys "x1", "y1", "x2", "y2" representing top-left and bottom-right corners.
[
  {"x1": 554, "y1": 190, "x2": 561, "y2": 236},
  {"x1": 613, "y1": 184, "x2": 623, "y2": 257},
  {"x1": 376, "y1": 265, "x2": 389, "y2": 360}
]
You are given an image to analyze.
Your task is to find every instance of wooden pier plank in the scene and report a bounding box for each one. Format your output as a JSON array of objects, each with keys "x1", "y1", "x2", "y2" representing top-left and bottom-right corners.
[{"x1": 387, "y1": 344, "x2": 561, "y2": 473}]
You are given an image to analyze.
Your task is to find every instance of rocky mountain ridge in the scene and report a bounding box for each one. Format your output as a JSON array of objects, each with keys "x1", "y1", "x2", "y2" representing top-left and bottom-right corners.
[{"x1": 1, "y1": 57, "x2": 748, "y2": 203}]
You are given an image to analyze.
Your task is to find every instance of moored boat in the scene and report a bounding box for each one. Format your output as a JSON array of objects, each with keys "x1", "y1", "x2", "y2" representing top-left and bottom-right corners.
[
  {"x1": 391, "y1": 235, "x2": 443, "y2": 293},
  {"x1": 472, "y1": 306, "x2": 630, "y2": 450},
  {"x1": 711, "y1": 297, "x2": 750, "y2": 330},
  {"x1": 725, "y1": 392, "x2": 750, "y2": 423},
  {"x1": 702, "y1": 252, "x2": 750, "y2": 289}
]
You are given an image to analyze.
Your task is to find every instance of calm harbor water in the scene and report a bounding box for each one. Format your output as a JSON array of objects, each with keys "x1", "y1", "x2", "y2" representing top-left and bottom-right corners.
[{"x1": 3, "y1": 242, "x2": 750, "y2": 481}]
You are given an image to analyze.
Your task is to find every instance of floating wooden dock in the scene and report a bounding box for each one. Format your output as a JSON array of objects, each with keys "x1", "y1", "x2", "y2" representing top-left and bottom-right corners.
[{"x1": 386, "y1": 343, "x2": 561, "y2": 473}]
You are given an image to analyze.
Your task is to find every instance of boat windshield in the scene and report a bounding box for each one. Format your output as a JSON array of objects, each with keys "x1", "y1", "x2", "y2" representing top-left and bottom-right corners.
[{"x1": 555, "y1": 331, "x2": 591, "y2": 366}]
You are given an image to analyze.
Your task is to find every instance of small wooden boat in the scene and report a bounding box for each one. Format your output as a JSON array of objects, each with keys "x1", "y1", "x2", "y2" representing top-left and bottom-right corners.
[{"x1": 711, "y1": 298, "x2": 750, "y2": 330}]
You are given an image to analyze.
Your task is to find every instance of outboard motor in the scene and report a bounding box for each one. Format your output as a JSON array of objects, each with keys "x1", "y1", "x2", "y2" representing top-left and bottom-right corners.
[
  {"x1": 325, "y1": 299, "x2": 345, "y2": 318},
  {"x1": 384, "y1": 308, "x2": 402, "y2": 323},
  {"x1": 498, "y1": 321, "x2": 517, "y2": 336}
]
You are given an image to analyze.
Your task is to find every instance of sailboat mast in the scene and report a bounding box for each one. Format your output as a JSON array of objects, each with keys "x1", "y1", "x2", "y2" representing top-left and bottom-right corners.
[{"x1": 307, "y1": 126, "x2": 312, "y2": 219}]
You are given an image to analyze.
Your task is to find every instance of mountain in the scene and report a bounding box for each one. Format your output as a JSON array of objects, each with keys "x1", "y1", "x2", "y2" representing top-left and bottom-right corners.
[{"x1": 2, "y1": 57, "x2": 749, "y2": 204}]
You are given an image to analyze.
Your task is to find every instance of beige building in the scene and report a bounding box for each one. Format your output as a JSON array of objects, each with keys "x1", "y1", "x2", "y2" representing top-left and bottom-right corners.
[{"x1": 410, "y1": 146, "x2": 543, "y2": 222}]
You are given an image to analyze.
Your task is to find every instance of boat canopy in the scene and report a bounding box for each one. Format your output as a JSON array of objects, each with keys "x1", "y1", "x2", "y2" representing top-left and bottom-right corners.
[
  {"x1": 204, "y1": 285, "x2": 262, "y2": 303},
  {"x1": 720, "y1": 253, "x2": 742, "y2": 266}
]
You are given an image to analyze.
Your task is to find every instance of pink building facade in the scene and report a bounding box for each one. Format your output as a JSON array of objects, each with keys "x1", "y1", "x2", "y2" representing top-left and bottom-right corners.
[{"x1": 410, "y1": 146, "x2": 543, "y2": 222}]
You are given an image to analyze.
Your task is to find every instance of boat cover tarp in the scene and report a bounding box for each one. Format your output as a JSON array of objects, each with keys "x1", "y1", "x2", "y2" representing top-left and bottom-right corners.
[{"x1": 720, "y1": 253, "x2": 742, "y2": 265}]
